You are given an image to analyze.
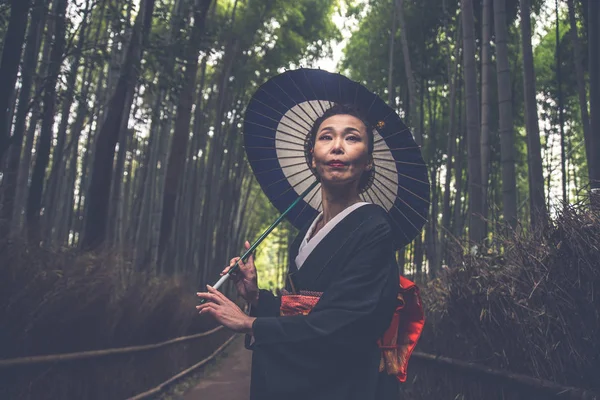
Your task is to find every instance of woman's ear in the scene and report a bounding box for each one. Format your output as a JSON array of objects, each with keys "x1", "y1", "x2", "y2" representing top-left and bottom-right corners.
[{"x1": 365, "y1": 156, "x2": 373, "y2": 171}]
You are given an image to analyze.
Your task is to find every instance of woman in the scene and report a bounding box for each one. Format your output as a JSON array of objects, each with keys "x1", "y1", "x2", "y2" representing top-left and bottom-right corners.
[{"x1": 196, "y1": 104, "x2": 401, "y2": 399}]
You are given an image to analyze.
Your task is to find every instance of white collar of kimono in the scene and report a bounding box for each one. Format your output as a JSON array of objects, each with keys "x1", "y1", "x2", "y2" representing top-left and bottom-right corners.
[{"x1": 295, "y1": 202, "x2": 371, "y2": 270}]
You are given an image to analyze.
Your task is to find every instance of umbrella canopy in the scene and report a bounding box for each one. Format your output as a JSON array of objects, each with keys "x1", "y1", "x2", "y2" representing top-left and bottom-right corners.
[{"x1": 243, "y1": 68, "x2": 429, "y2": 249}]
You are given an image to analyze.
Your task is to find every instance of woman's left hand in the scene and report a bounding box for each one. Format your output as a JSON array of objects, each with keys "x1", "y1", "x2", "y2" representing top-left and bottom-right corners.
[{"x1": 196, "y1": 285, "x2": 256, "y2": 334}]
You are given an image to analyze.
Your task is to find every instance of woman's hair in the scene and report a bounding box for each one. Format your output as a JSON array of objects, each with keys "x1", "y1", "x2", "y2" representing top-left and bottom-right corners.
[{"x1": 304, "y1": 104, "x2": 375, "y2": 193}]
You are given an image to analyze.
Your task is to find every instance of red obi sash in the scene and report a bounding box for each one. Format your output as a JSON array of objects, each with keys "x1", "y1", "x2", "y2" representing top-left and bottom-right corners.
[{"x1": 279, "y1": 276, "x2": 424, "y2": 382}]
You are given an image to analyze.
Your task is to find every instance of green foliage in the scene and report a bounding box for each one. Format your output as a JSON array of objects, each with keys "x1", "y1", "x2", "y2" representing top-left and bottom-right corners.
[{"x1": 533, "y1": 7, "x2": 590, "y2": 198}]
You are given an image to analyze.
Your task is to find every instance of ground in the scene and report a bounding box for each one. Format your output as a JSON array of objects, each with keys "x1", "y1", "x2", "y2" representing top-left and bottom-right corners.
[{"x1": 158, "y1": 334, "x2": 252, "y2": 400}]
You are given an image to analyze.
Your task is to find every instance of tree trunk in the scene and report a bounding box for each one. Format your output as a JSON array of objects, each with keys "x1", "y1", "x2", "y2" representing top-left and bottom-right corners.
[
  {"x1": 452, "y1": 82, "x2": 466, "y2": 241},
  {"x1": 70, "y1": 64, "x2": 105, "y2": 246},
  {"x1": 133, "y1": 116, "x2": 159, "y2": 268},
  {"x1": 0, "y1": 0, "x2": 45, "y2": 237},
  {"x1": 555, "y1": 0, "x2": 568, "y2": 205},
  {"x1": 131, "y1": 0, "x2": 185, "y2": 267},
  {"x1": 0, "y1": 0, "x2": 31, "y2": 163},
  {"x1": 56, "y1": 1, "x2": 106, "y2": 246},
  {"x1": 388, "y1": 0, "x2": 397, "y2": 106},
  {"x1": 461, "y1": 0, "x2": 485, "y2": 244},
  {"x1": 107, "y1": 86, "x2": 136, "y2": 248},
  {"x1": 13, "y1": 4, "x2": 55, "y2": 233},
  {"x1": 567, "y1": 0, "x2": 592, "y2": 182},
  {"x1": 44, "y1": 0, "x2": 91, "y2": 243},
  {"x1": 26, "y1": 0, "x2": 68, "y2": 244},
  {"x1": 81, "y1": 0, "x2": 156, "y2": 250},
  {"x1": 588, "y1": 0, "x2": 600, "y2": 208},
  {"x1": 520, "y1": 0, "x2": 548, "y2": 227},
  {"x1": 480, "y1": 0, "x2": 492, "y2": 233},
  {"x1": 494, "y1": 0, "x2": 518, "y2": 229},
  {"x1": 150, "y1": 104, "x2": 174, "y2": 268},
  {"x1": 441, "y1": 0, "x2": 460, "y2": 266},
  {"x1": 158, "y1": 0, "x2": 213, "y2": 265},
  {"x1": 427, "y1": 88, "x2": 440, "y2": 277},
  {"x1": 199, "y1": 33, "x2": 240, "y2": 275},
  {"x1": 396, "y1": 0, "x2": 422, "y2": 145}
]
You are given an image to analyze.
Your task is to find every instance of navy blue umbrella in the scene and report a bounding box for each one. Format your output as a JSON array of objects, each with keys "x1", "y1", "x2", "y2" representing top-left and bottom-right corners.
[
  {"x1": 243, "y1": 68, "x2": 429, "y2": 249},
  {"x1": 200, "y1": 68, "x2": 429, "y2": 299}
]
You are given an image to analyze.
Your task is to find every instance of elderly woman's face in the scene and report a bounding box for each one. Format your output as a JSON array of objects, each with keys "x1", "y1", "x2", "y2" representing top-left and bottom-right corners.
[{"x1": 311, "y1": 114, "x2": 372, "y2": 190}]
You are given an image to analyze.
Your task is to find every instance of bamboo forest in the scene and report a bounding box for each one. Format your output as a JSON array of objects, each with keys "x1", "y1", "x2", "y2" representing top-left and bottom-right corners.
[{"x1": 0, "y1": 0, "x2": 599, "y2": 398}]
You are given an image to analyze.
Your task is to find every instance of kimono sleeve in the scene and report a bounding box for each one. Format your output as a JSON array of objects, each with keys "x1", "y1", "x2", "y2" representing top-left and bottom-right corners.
[{"x1": 248, "y1": 289, "x2": 281, "y2": 318}]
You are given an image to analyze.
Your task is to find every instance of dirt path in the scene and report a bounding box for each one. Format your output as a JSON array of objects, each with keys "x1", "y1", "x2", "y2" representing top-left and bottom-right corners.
[{"x1": 183, "y1": 335, "x2": 252, "y2": 400}]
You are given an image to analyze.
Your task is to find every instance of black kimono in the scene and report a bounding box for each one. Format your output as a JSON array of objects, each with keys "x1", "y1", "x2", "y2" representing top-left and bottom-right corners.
[{"x1": 246, "y1": 204, "x2": 400, "y2": 400}]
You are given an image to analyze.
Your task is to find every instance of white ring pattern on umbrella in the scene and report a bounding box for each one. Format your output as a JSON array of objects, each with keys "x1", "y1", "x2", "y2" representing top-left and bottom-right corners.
[{"x1": 275, "y1": 100, "x2": 399, "y2": 213}]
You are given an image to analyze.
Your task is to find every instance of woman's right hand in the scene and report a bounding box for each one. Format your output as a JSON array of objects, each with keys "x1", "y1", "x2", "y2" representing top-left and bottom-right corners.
[{"x1": 221, "y1": 240, "x2": 259, "y2": 306}]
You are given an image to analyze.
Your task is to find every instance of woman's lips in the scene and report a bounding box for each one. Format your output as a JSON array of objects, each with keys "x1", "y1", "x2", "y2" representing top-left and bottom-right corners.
[{"x1": 327, "y1": 162, "x2": 346, "y2": 168}]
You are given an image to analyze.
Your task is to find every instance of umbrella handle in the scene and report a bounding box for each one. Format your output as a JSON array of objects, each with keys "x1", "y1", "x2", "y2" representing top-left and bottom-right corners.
[{"x1": 198, "y1": 180, "x2": 319, "y2": 305}]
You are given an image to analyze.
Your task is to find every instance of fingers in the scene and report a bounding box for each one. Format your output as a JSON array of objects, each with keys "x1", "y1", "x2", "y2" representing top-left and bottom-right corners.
[
  {"x1": 195, "y1": 288, "x2": 224, "y2": 305},
  {"x1": 221, "y1": 257, "x2": 241, "y2": 276},
  {"x1": 196, "y1": 302, "x2": 215, "y2": 314},
  {"x1": 220, "y1": 242, "x2": 257, "y2": 277},
  {"x1": 206, "y1": 284, "x2": 228, "y2": 303},
  {"x1": 245, "y1": 241, "x2": 255, "y2": 263}
]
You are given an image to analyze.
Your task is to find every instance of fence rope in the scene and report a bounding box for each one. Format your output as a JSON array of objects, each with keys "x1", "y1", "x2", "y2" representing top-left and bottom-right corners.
[
  {"x1": 126, "y1": 333, "x2": 238, "y2": 400},
  {"x1": 4, "y1": 329, "x2": 598, "y2": 399},
  {"x1": 411, "y1": 351, "x2": 599, "y2": 399},
  {"x1": 0, "y1": 326, "x2": 224, "y2": 368}
]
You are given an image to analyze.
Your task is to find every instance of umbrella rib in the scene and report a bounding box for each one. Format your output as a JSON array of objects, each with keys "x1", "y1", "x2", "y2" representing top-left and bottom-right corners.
[
  {"x1": 301, "y1": 69, "x2": 327, "y2": 114},
  {"x1": 248, "y1": 97, "x2": 311, "y2": 135},
  {"x1": 372, "y1": 176, "x2": 428, "y2": 223},
  {"x1": 372, "y1": 146, "x2": 421, "y2": 153},
  {"x1": 258, "y1": 87, "x2": 313, "y2": 131},
  {"x1": 287, "y1": 73, "x2": 322, "y2": 119},
  {"x1": 320, "y1": 72, "x2": 331, "y2": 109},
  {"x1": 370, "y1": 182, "x2": 422, "y2": 235},
  {"x1": 291, "y1": 184, "x2": 321, "y2": 226},
  {"x1": 374, "y1": 127, "x2": 411, "y2": 145},
  {"x1": 362, "y1": 189, "x2": 378, "y2": 206},
  {"x1": 268, "y1": 81, "x2": 316, "y2": 129},
  {"x1": 246, "y1": 109, "x2": 308, "y2": 140},
  {"x1": 381, "y1": 109, "x2": 396, "y2": 122},
  {"x1": 373, "y1": 157, "x2": 426, "y2": 166},
  {"x1": 251, "y1": 155, "x2": 306, "y2": 162},
  {"x1": 365, "y1": 186, "x2": 412, "y2": 243},
  {"x1": 338, "y1": 73, "x2": 342, "y2": 105},
  {"x1": 271, "y1": 173, "x2": 316, "y2": 202},
  {"x1": 245, "y1": 133, "x2": 303, "y2": 147},
  {"x1": 254, "y1": 161, "x2": 308, "y2": 176},
  {"x1": 366, "y1": 92, "x2": 378, "y2": 114},
  {"x1": 375, "y1": 172, "x2": 430, "y2": 204},
  {"x1": 375, "y1": 162, "x2": 429, "y2": 185},
  {"x1": 246, "y1": 146, "x2": 304, "y2": 152},
  {"x1": 265, "y1": 168, "x2": 312, "y2": 190},
  {"x1": 245, "y1": 120, "x2": 306, "y2": 142}
]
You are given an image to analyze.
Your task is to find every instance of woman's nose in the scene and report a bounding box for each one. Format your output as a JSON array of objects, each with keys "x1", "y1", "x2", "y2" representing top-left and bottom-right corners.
[{"x1": 330, "y1": 139, "x2": 344, "y2": 153}]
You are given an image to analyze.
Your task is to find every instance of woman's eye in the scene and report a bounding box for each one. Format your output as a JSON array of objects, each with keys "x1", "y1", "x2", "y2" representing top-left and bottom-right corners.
[
  {"x1": 319, "y1": 135, "x2": 331, "y2": 140},
  {"x1": 347, "y1": 136, "x2": 359, "y2": 141}
]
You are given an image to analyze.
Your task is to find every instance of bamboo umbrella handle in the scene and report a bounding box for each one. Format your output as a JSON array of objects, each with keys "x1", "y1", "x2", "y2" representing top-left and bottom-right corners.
[{"x1": 198, "y1": 180, "x2": 319, "y2": 304}]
